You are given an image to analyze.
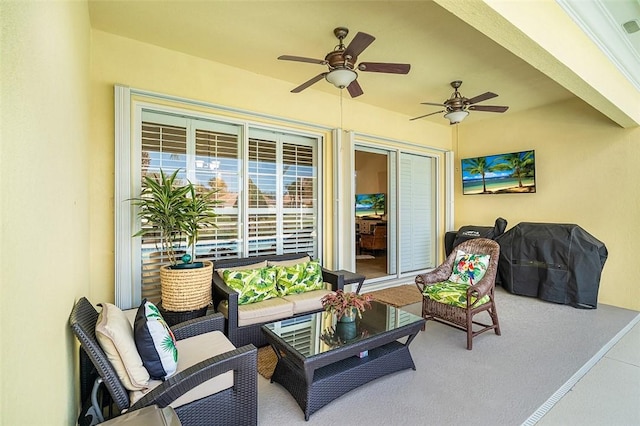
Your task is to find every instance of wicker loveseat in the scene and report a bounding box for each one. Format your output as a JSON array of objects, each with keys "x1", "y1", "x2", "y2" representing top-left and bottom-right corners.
[{"x1": 212, "y1": 253, "x2": 346, "y2": 347}]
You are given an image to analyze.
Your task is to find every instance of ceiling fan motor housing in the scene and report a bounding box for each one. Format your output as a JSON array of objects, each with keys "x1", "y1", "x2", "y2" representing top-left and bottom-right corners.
[
  {"x1": 411, "y1": 80, "x2": 508, "y2": 122},
  {"x1": 325, "y1": 50, "x2": 356, "y2": 70}
]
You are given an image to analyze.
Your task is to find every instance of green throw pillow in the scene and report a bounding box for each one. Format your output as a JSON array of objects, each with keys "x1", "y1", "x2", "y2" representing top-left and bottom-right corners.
[
  {"x1": 223, "y1": 267, "x2": 278, "y2": 305},
  {"x1": 448, "y1": 250, "x2": 490, "y2": 285},
  {"x1": 276, "y1": 260, "x2": 324, "y2": 296},
  {"x1": 423, "y1": 281, "x2": 490, "y2": 308}
]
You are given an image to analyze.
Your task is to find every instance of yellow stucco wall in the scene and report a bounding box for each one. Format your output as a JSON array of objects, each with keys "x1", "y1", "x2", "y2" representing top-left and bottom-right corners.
[
  {"x1": 455, "y1": 98, "x2": 640, "y2": 311},
  {"x1": 0, "y1": 1, "x2": 91, "y2": 424}
]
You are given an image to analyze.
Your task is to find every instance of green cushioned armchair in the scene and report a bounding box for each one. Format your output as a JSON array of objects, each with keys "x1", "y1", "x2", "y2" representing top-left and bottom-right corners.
[{"x1": 415, "y1": 238, "x2": 501, "y2": 350}]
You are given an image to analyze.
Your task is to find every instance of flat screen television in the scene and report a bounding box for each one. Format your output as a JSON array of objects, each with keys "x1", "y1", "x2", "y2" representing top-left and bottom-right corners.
[
  {"x1": 461, "y1": 150, "x2": 536, "y2": 195},
  {"x1": 355, "y1": 193, "x2": 386, "y2": 217}
]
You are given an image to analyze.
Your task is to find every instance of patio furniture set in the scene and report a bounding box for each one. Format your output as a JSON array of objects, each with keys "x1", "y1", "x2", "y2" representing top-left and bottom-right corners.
[{"x1": 69, "y1": 239, "x2": 501, "y2": 424}]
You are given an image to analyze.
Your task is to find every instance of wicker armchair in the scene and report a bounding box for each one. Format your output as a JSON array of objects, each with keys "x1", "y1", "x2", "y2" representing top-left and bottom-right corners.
[
  {"x1": 415, "y1": 238, "x2": 501, "y2": 350},
  {"x1": 69, "y1": 297, "x2": 257, "y2": 426}
]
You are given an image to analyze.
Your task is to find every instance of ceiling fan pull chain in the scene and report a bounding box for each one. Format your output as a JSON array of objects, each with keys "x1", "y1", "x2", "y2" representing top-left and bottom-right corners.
[{"x1": 340, "y1": 89, "x2": 344, "y2": 130}]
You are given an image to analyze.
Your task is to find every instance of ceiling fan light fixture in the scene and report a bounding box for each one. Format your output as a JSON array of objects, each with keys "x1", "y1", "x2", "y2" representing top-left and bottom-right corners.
[
  {"x1": 325, "y1": 68, "x2": 357, "y2": 88},
  {"x1": 444, "y1": 110, "x2": 469, "y2": 124}
]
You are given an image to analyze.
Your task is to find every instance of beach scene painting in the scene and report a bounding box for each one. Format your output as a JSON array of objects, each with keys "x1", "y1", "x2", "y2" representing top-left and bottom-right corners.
[{"x1": 461, "y1": 150, "x2": 536, "y2": 195}]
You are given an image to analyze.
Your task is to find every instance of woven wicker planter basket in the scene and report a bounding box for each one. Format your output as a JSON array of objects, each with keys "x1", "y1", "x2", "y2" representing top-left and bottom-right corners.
[{"x1": 160, "y1": 260, "x2": 213, "y2": 311}]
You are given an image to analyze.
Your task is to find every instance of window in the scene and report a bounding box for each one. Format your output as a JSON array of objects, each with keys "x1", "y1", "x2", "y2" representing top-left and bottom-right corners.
[
  {"x1": 115, "y1": 88, "x2": 324, "y2": 308},
  {"x1": 248, "y1": 129, "x2": 317, "y2": 257},
  {"x1": 137, "y1": 111, "x2": 243, "y2": 302}
]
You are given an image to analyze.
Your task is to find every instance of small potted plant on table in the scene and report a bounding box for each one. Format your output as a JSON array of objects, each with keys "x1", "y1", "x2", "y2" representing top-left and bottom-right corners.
[
  {"x1": 321, "y1": 289, "x2": 373, "y2": 323},
  {"x1": 131, "y1": 169, "x2": 218, "y2": 320},
  {"x1": 320, "y1": 290, "x2": 373, "y2": 346}
]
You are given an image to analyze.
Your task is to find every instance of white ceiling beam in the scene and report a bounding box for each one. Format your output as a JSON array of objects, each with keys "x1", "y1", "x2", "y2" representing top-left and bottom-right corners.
[{"x1": 434, "y1": 0, "x2": 640, "y2": 128}]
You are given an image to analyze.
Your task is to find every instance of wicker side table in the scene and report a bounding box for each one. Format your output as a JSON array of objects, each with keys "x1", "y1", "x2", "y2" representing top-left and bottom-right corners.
[
  {"x1": 335, "y1": 269, "x2": 366, "y2": 293},
  {"x1": 157, "y1": 301, "x2": 208, "y2": 327}
]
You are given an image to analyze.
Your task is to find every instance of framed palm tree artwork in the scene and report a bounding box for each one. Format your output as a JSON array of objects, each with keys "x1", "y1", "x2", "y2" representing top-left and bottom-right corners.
[{"x1": 461, "y1": 150, "x2": 536, "y2": 195}]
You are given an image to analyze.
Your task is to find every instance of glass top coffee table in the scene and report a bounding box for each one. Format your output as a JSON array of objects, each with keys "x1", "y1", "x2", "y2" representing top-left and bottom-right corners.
[{"x1": 261, "y1": 300, "x2": 425, "y2": 420}]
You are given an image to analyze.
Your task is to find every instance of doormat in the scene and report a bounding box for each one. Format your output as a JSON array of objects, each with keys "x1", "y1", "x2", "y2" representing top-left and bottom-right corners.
[
  {"x1": 356, "y1": 255, "x2": 375, "y2": 260},
  {"x1": 257, "y1": 346, "x2": 277, "y2": 380},
  {"x1": 368, "y1": 284, "x2": 422, "y2": 307}
]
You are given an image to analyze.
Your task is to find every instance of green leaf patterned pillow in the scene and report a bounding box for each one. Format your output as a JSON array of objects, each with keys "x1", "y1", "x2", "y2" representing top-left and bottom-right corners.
[
  {"x1": 223, "y1": 267, "x2": 278, "y2": 305},
  {"x1": 276, "y1": 260, "x2": 324, "y2": 296},
  {"x1": 449, "y1": 250, "x2": 490, "y2": 285},
  {"x1": 423, "y1": 281, "x2": 490, "y2": 308}
]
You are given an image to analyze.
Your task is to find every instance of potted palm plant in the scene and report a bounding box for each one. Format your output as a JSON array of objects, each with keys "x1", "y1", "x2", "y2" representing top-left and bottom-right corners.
[{"x1": 131, "y1": 169, "x2": 219, "y2": 313}]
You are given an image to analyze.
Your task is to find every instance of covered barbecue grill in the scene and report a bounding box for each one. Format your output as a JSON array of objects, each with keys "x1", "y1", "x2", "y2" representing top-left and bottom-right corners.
[{"x1": 496, "y1": 222, "x2": 607, "y2": 309}]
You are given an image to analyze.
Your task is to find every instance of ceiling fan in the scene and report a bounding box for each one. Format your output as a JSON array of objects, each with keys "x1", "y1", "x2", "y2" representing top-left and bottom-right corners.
[
  {"x1": 278, "y1": 27, "x2": 411, "y2": 98},
  {"x1": 410, "y1": 81, "x2": 509, "y2": 124}
]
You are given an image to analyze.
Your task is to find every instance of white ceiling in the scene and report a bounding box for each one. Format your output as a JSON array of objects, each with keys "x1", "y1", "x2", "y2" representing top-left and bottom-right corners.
[
  {"x1": 559, "y1": 0, "x2": 640, "y2": 91},
  {"x1": 88, "y1": 0, "x2": 639, "y2": 127}
]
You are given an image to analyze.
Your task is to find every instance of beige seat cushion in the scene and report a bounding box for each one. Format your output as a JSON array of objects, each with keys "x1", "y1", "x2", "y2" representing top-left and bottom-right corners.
[
  {"x1": 282, "y1": 289, "x2": 333, "y2": 315},
  {"x1": 219, "y1": 297, "x2": 294, "y2": 327},
  {"x1": 129, "y1": 331, "x2": 235, "y2": 408},
  {"x1": 266, "y1": 256, "x2": 310, "y2": 267}
]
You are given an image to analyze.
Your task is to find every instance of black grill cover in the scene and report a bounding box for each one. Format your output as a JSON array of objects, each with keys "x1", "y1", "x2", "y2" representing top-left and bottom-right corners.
[
  {"x1": 446, "y1": 217, "x2": 507, "y2": 256},
  {"x1": 496, "y1": 223, "x2": 607, "y2": 309}
]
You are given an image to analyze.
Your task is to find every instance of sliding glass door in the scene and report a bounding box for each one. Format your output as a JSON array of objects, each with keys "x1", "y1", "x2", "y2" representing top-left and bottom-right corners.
[
  {"x1": 355, "y1": 147, "x2": 394, "y2": 279},
  {"x1": 353, "y1": 143, "x2": 436, "y2": 283}
]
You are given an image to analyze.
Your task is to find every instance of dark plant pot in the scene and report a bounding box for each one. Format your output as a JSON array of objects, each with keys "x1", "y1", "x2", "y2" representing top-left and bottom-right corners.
[
  {"x1": 336, "y1": 321, "x2": 358, "y2": 341},
  {"x1": 170, "y1": 261, "x2": 204, "y2": 270},
  {"x1": 338, "y1": 307, "x2": 357, "y2": 323},
  {"x1": 157, "y1": 302, "x2": 208, "y2": 327}
]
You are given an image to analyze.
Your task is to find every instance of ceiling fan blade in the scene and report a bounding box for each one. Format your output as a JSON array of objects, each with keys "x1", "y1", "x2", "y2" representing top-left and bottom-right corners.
[
  {"x1": 421, "y1": 101, "x2": 446, "y2": 107},
  {"x1": 291, "y1": 73, "x2": 327, "y2": 93},
  {"x1": 409, "y1": 110, "x2": 445, "y2": 121},
  {"x1": 278, "y1": 55, "x2": 326, "y2": 65},
  {"x1": 468, "y1": 105, "x2": 509, "y2": 113},
  {"x1": 466, "y1": 92, "x2": 498, "y2": 105},
  {"x1": 344, "y1": 32, "x2": 375, "y2": 59},
  {"x1": 357, "y1": 62, "x2": 410, "y2": 74},
  {"x1": 347, "y1": 79, "x2": 364, "y2": 98}
]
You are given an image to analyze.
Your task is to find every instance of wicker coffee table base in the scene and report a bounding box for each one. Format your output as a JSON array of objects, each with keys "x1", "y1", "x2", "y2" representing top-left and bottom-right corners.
[{"x1": 270, "y1": 341, "x2": 416, "y2": 420}]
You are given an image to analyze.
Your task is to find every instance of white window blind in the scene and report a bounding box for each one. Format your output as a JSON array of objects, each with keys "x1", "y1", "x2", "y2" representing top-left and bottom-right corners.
[
  {"x1": 138, "y1": 111, "x2": 242, "y2": 302},
  {"x1": 399, "y1": 152, "x2": 435, "y2": 273},
  {"x1": 129, "y1": 110, "x2": 321, "y2": 304},
  {"x1": 247, "y1": 128, "x2": 318, "y2": 258},
  {"x1": 282, "y1": 142, "x2": 316, "y2": 255}
]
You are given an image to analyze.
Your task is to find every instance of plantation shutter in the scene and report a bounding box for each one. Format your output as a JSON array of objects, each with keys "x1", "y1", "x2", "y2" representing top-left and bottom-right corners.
[
  {"x1": 247, "y1": 135, "x2": 277, "y2": 257},
  {"x1": 282, "y1": 142, "x2": 317, "y2": 255},
  {"x1": 140, "y1": 113, "x2": 189, "y2": 303},
  {"x1": 248, "y1": 128, "x2": 318, "y2": 258},
  {"x1": 399, "y1": 152, "x2": 435, "y2": 273},
  {"x1": 130, "y1": 109, "x2": 320, "y2": 304},
  {"x1": 193, "y1": 124, "x2": 241, "y2": 260},
  {"x1": 139, "y1": 111, "x2": 241, "y2": 303}
]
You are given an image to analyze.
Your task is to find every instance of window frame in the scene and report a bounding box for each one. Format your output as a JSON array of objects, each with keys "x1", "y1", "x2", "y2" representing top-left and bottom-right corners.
[{"x1": 115, "y1": 86, "x2": 327, "y2": 309}]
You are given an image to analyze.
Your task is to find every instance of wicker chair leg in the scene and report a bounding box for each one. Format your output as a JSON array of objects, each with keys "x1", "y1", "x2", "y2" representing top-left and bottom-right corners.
[
  {"x1": 466, "y1": 311, "x2": 473, "y2": 350},
  {"x1": 491, "y1": 301, "x2": 501, "y2": 336}
]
